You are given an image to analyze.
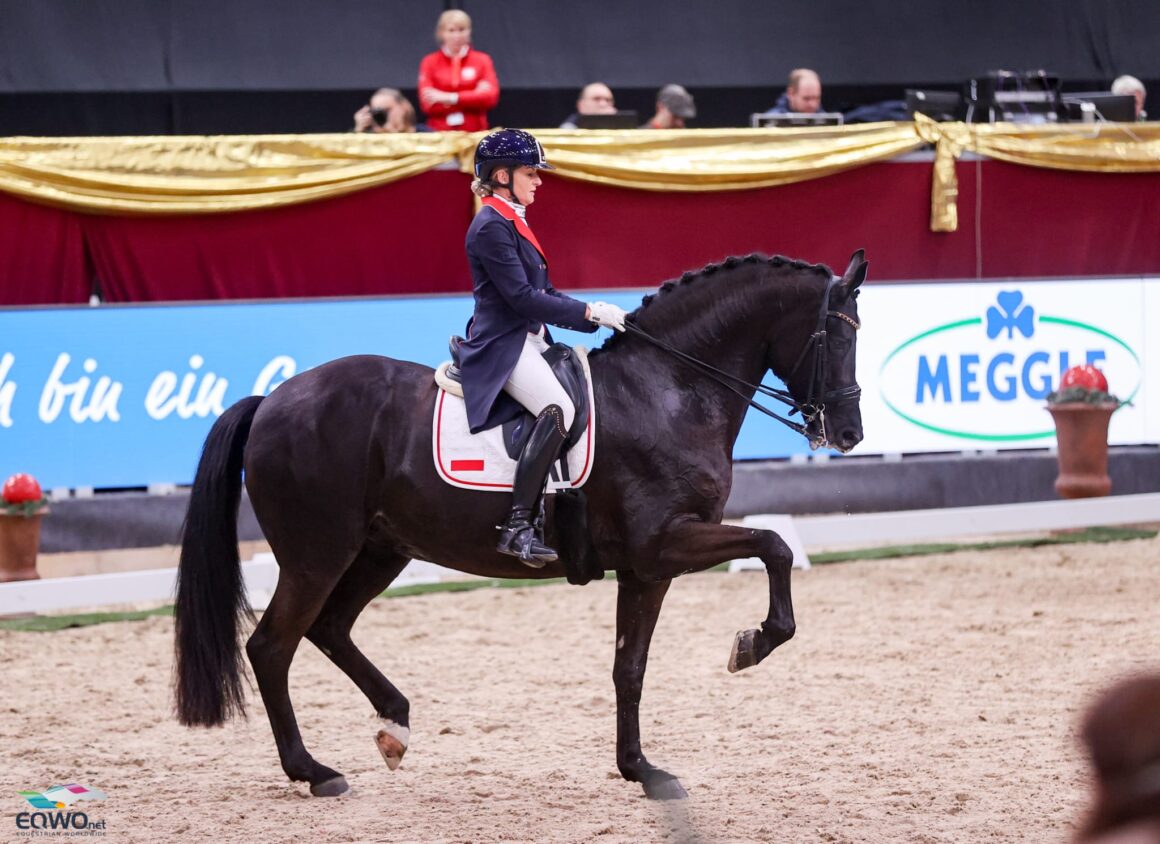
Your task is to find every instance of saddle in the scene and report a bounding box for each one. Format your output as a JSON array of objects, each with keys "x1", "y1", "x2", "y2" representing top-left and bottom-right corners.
[
  {"x1": 436, "y1": 338, "x2": 603, "y2": 585},
  {"x1": 446, "y1": 335, "x2": 591, "y2": 460}
]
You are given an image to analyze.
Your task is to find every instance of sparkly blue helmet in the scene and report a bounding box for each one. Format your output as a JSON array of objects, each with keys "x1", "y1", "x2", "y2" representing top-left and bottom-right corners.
[{"x1": 473, "y1": 128, "x2": 555, "y2": 183}]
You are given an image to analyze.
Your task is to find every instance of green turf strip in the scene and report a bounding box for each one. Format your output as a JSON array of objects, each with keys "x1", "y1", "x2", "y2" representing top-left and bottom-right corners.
[
  {"x1": 809, "y1": 525, "x2": 1156, "y2": 565},
  {"x1": 1, "y1": 526, "x2": 1152, "y2": 632},
  {"x1": 0, "y1": 604, "x2": 174, "y2": 632}
]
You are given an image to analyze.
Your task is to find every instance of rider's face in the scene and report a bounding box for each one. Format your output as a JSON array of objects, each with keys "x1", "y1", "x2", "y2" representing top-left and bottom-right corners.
[{"x1": 509, "y1": 166, "x2": 542, "y2": 206}]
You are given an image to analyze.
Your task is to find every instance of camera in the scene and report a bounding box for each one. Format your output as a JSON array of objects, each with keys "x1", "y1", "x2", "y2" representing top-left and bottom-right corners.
[{"x1": 371, "y1": 107, "x2": 389, "y2": 127}]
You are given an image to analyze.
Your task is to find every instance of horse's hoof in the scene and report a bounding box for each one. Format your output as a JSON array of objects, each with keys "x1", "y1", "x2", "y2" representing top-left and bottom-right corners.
[
  {"x1": 375, "y1": 721, "x2": 410, "y2": 771},
  {"x1": 641, "y1": 773, "x2": 688, "y2": 801},
  {"x1": 728, "y1": 628, "x2": 760, "y2": 673},
  {"x1": 309, "y1": 775, "x2": 350, "y2": 797}
]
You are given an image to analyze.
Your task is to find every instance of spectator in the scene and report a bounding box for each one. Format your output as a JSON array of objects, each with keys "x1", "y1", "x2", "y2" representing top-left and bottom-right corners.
[
  {"x1": 417, "y1": 9, "x2": 499, "y2": 131},
  {"x1": 1111, "y1": 75, "x2": 1148, "y2": 120},
  {"x1": 766, "y1": 68, "x2": 823, "y2": 114},
  {"x1": 1074, "y1": 673, "x2": 1160, "y2": 843},
  {"x1": 352, "y1": 88, "x2": 421, "y2": 133},
  {"x1": 559, "y1": 82, "x2": 617, "y2": 129},
  {"x1": 640, "y1": 84, "x2": 696, "y2": 129}
]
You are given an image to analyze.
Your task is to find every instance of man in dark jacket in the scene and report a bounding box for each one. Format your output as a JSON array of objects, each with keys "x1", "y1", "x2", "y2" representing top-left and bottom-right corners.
[{"x1": 765, "y1": 68, "x2": 823, "y2": 114}]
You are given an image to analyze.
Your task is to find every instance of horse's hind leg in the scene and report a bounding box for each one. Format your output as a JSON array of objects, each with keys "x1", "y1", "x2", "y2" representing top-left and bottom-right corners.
[
  {"x1": 246, "y1": 564, "x2": 352, "y2": 797},
  {"x1": 305, "y1": 546, "x2": 413, "y2": 772}
]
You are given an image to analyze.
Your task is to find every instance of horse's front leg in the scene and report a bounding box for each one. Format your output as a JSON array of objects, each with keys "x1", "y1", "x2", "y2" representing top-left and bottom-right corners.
[
  {"x1": 649, "y1": 517, "x2": 796, "y2": 673},
  {"x1": 613, "y1": 569, "x2": 687, "y2": 800}
]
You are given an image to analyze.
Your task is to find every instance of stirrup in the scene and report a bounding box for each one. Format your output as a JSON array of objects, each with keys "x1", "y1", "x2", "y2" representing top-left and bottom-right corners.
[{"x1": 496, "y1": 513, "x2": 557, "y2": 568}]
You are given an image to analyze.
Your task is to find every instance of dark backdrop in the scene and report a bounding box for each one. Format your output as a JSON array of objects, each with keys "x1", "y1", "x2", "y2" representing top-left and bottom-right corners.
[{"x1": 0, "y1": 0, "x2": 1156, "y2": 134}]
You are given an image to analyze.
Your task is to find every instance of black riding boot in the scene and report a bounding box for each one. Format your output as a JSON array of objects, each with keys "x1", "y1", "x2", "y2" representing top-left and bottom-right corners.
[{"x1": 497, "y1": 405, "x2": 568, "y2": 567}]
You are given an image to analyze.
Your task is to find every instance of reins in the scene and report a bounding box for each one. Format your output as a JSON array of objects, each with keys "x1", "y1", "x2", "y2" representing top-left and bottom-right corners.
[{"x1": 620, "y1": 276, "x2": 861, "y2": 444}]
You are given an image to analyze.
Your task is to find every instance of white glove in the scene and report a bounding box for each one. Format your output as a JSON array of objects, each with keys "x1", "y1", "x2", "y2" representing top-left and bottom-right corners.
[{"x1": 588, "y1": 301, "x2": 628, "y2": 332}]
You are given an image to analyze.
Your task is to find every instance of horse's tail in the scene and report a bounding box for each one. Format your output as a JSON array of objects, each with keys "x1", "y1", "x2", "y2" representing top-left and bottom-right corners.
[{"x1": 174, "y1": 395, "x2": 264, "y2": 727}]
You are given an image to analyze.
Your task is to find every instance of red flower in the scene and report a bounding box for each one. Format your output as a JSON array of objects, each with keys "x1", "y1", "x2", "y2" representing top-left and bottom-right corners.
[
  {"x1": 2, "y1": 473, "x2": 43, "y2": 504},
  {"x1": 1060, "y1": 365, "x2": 1109, "y2": 393}
]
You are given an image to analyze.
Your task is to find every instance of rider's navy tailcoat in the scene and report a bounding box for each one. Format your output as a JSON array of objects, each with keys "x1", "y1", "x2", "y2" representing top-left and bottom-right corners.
[{"x1": 459, "y1": 203, "x2": 597, "y2": 433}]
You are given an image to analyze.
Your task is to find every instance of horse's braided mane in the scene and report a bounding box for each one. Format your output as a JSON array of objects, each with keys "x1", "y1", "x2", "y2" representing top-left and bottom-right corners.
[{"x1": 591, "y1": 252, "x2": 832, "y2": 355}]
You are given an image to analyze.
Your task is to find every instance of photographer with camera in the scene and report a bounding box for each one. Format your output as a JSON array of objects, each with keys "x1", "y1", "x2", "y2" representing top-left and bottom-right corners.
[{"x1": 352, "y1": 88, "x2": 421, "y2": 133}]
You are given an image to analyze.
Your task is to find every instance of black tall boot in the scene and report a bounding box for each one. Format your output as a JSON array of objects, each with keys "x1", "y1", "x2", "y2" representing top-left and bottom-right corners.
[{"x1": 496, "y1": 405, "x2": 569, "y2": 567}]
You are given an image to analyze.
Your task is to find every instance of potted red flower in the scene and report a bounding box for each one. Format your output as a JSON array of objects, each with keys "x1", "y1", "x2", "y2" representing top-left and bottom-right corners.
[
  {"x1": 0, "y1": 473, "x2": 49, "y2": 582},
  {"x1": 1046, "y1": 366, "x2": 1122, "y2": 499}
]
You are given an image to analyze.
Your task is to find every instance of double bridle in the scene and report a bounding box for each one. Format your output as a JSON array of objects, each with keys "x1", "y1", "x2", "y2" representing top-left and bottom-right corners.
[{"x1": 621, "y1": 275, "x2": 861, "y2": 448}]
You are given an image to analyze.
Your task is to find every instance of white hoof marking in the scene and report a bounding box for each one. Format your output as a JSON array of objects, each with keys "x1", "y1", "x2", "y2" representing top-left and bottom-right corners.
[{"x1": 375, "y1": 720, "x2": 410, "y2": 771}]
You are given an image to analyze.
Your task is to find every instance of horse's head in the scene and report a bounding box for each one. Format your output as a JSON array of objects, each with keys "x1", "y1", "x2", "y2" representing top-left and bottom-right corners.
[{"x1": 770, "y1": 249, "x2": 866, "y2": 453}]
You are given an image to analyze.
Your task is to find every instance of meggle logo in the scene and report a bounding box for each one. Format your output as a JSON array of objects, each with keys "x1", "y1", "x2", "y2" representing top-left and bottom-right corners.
[{"x1": 879, "y1": 290, "x2": 1141, "y2": 442}]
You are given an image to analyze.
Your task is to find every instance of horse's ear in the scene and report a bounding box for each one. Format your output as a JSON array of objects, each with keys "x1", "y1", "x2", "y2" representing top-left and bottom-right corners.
[
  {"x1": 841, "y1": 249, "x2": 868, "y2": 295},
  {"x1": 842, "y1": 249, "x2": 866, "y2": 281}
]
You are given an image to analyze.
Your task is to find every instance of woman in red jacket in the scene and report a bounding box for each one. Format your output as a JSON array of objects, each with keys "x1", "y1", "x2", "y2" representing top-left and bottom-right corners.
[{"x1": 418, "y1": 10, "x2": 500, "y2": 132}]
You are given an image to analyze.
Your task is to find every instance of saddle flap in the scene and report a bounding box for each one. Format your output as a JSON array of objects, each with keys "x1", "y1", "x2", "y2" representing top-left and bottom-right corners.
[{"x1": 432, "y1": 346, "x2": 595, "y2": 493}]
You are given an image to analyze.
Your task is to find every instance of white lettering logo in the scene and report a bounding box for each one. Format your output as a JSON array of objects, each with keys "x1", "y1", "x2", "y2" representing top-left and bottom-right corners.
[
  {"x1": 38, "y1": 354, "x2": 123, "y2": 423},
  {"x1": 144, "y1": 355, "x2": 229, "y2": 420},
  {"x1": 0, "y1": 353, "x2": 16, "y2": 428}
]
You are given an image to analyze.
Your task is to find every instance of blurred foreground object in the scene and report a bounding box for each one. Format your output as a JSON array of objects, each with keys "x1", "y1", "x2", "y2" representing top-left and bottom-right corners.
[{"x1": 1076, "y1": 673, "x2": 1160, "y2": 843}]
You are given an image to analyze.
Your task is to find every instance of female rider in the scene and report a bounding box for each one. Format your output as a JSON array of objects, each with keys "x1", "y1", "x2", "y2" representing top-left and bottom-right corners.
[{"x1": 459, "y1": 128, "x2": 627, "y2": 567}]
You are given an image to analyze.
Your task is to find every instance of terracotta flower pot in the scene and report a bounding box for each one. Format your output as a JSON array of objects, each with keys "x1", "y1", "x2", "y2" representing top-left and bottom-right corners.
[
  {"x1": 1047, "y1": 402, "x2": 1117, "y2": 499},
  {"x1": 0, "y1": 514, "x2": 43, "y2": 582}
]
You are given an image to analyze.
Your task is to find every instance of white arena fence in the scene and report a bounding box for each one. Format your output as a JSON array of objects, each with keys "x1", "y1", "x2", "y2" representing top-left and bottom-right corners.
[{"x1": 2, "y1": 494, "x2": 1159, "y2": 616}]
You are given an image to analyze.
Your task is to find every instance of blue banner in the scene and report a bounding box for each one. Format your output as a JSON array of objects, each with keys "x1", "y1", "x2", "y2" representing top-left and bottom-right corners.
[{"x1": 0, "y1": 294, "x2": 809, "y2": 489}]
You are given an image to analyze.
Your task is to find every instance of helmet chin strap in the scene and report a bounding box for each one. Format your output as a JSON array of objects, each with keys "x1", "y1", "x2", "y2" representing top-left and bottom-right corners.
[{"x1": 491, "y1": 167, "x2": 529, "y2": 206}]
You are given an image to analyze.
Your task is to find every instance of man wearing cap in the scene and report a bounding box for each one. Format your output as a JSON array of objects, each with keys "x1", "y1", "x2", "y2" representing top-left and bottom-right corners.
[{"x1": 641, "y1": 83, "x2": 696, "y2": 128}]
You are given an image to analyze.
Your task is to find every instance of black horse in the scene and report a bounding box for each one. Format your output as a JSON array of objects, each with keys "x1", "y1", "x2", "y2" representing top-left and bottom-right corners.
[{"x1": 174, "y1": 250, "x2": 867, "y2": 801}]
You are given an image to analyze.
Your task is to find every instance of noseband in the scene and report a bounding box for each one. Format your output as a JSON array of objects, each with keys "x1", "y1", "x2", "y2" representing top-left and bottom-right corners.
[{"x1": 621, "y1": 275, "x2": 860, "y2": 447}]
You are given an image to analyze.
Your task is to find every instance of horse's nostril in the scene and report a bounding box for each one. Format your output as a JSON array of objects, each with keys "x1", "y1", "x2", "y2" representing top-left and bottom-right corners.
[{"x1": 839, "y1": 428, "x2": 863, "y2": 449}]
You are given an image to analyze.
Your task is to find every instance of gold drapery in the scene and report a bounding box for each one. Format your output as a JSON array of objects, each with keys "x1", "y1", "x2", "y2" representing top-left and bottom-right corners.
[
  {"x1": 1, "y1": 121, "x2": 1158, "y2": 228},
  {"x1": 494, "y1": 125, "x2": 924, "y2": 191},
  {"x1": 914, "y1": 113, "x2": 1160, "y2": 231},
  {"x1": 0, "y1": 133, "x2": 471, "y2": 214}
]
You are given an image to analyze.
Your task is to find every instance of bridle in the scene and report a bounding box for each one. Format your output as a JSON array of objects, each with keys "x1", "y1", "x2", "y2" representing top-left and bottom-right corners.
[{"x1": 621, "y1": 275, "x2": 861, "y2": 448}]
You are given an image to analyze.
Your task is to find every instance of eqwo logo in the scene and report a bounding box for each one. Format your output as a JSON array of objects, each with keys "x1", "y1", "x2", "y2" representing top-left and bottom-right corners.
[
  {"x1": 15, "y1": 784, "x2": 107, "y2": 836},
  {"x1": 878, "y1": 290, "x2": 1141, "y2": 442}
]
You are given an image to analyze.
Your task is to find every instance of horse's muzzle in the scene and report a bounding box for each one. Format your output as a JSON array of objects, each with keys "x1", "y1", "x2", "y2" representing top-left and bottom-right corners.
[{"x1": 830, "y1": 426, "x2": 863, "y2": 453}]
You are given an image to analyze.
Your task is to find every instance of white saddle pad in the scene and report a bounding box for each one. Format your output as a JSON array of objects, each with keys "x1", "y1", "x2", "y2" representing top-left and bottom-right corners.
[{"x1": 431, "y1": 347, "x2": 595, "y2": 493}]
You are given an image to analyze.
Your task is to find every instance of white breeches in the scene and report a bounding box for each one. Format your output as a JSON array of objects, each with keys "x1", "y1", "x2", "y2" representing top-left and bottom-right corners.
[{"x1": 502, "y1": 331, "x2": 575, "y2": 430}]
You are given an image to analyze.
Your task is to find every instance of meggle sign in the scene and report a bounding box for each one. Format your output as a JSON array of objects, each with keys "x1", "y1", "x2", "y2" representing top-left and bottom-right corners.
[{"x1": 859, "y1": 279, "x2": 1156, "y2": 452}]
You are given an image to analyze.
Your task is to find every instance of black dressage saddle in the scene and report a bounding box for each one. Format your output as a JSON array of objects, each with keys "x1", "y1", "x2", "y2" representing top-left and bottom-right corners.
[{"x1": 446, "y1": 335, "x2": 591, "y2": 462}]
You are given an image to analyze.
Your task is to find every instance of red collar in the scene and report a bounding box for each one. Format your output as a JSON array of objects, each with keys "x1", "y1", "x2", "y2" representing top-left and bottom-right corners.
[{"x1": 481, "y1": 197, "x2": 547, "y2": 262}]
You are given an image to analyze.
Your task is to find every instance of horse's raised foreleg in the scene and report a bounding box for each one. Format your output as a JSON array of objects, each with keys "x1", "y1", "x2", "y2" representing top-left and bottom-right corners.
[
  {"x1": 305, "y1": 547, "x2": 413, "y2": 772},
  {"x1": 650, "y1": 518, "x2": 795, "y2": 673},
  {"x1": 613, "y1": 569, "x2": 686, "y2": 800}
]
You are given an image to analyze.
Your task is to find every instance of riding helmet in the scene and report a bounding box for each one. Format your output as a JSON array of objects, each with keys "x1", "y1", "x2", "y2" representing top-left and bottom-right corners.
[{"x1": 473, "y1": 129, "x2": 555, "y2": 182}]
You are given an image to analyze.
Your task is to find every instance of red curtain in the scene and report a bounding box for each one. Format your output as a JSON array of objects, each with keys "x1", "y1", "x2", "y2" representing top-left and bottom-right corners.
[
  {"x1": 977, "y1": 162, "x2": 1160, "y2": 279},
  {"x1": 1, "y1": 162, "x2": 1157, "y2": 307},
  {"x1": 535, "y1": 161, "x2": 981, "y2": 288},
  {"x1": 0, "y1": 193, "x2": 91, "y2": 305},
  {"x1": 85, "y1": 171, "x2": 476, "y2": 302}
]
